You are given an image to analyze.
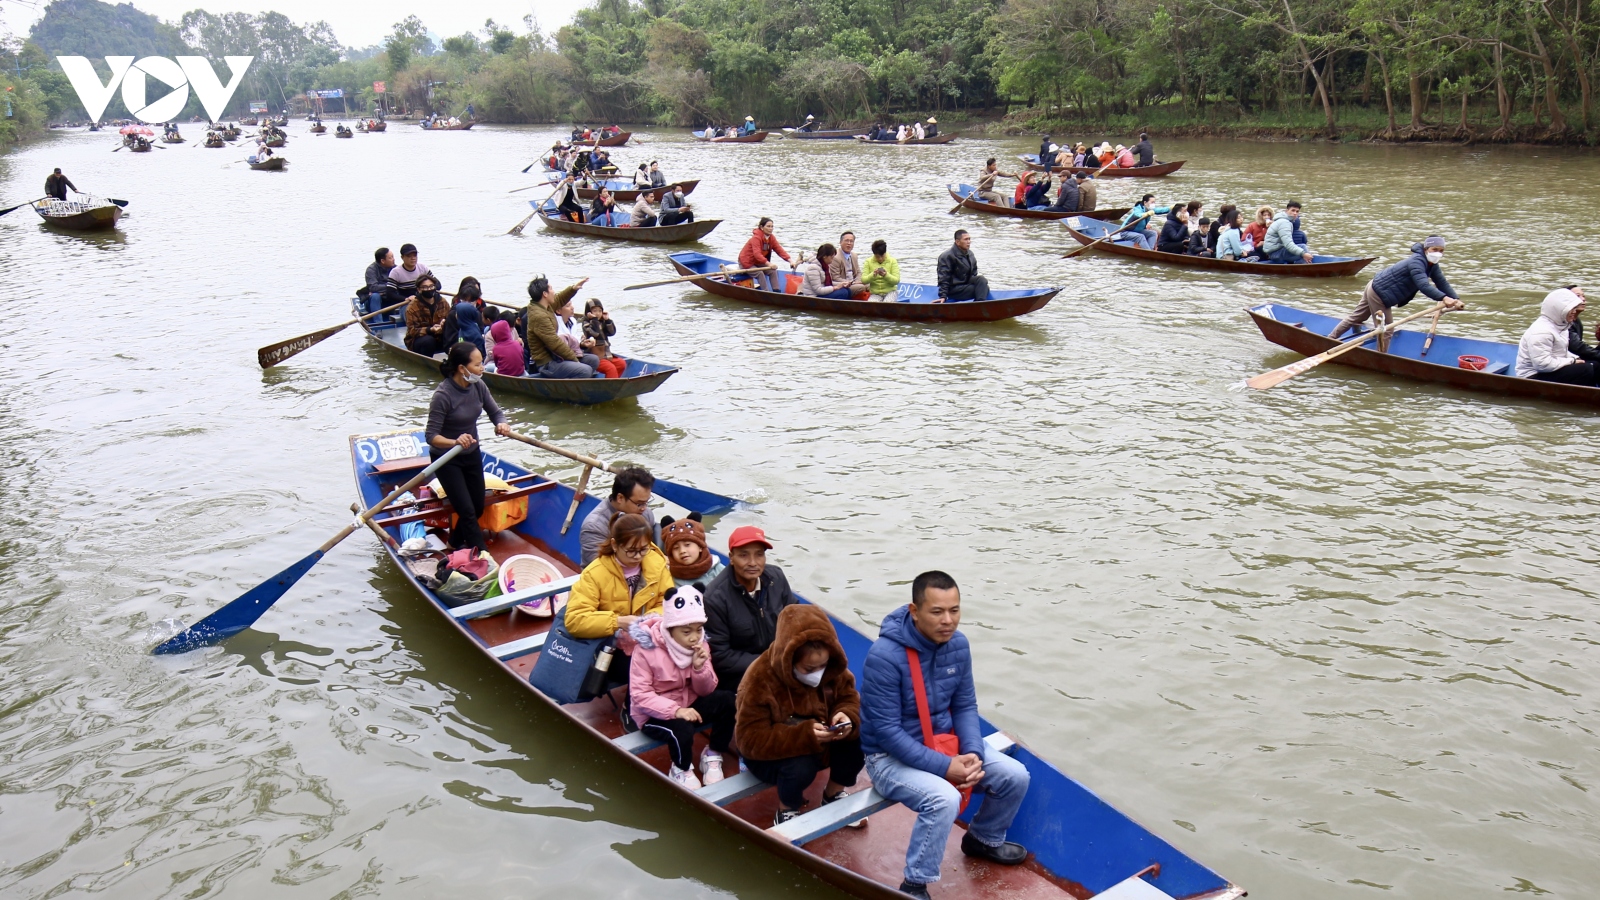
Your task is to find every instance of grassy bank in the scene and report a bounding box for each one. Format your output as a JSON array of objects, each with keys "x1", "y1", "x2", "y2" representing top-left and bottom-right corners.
[{"x1": 993, "y1": 103, "x2": 1600, "y2": 146}]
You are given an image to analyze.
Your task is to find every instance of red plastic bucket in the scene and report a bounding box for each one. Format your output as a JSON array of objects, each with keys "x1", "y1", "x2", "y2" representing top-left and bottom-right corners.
[{"x1": 1458, "y1": 355, "x2": 1489, "y2": 371}]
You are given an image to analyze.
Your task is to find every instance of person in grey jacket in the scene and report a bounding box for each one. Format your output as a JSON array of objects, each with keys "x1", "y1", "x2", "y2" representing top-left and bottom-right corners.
[
  {"x1": 659, "y1": 185, "x2": 694, "y2": 225},
  {"x1": 936, "y1": 230, "x2": 989, "y2": 302},
  {"x1": 579, "y1": 467, "x2": 662, "y2": 566},
  {"x1": 1263, "y1": 201, "x2": 1313, "y2": 263}
]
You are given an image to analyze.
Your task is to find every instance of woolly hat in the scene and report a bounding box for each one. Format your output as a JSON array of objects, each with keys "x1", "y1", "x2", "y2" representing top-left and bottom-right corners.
[
  {"x1": 662, "y1": 584, "x2": 707, "y2": 628},
  {"x1": 660, "y1": 514, "x2": 714, "y2": 580},
  {"x1": 1422, "y1": 235, "x2": 1446, "y2": 250}
]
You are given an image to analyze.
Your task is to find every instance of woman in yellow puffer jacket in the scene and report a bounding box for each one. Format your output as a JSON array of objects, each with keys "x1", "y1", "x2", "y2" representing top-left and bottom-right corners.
[{"x1": 565, "y1": 512, "x2": 674, "y2": 640}]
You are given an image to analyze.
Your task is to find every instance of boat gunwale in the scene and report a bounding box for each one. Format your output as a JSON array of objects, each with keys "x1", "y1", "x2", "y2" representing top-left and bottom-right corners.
[
  {"x1": 536, "y1": 208, "x2": 723, "y2": 243},
  {"x1": 1063, "y1": 219, "x2": 1375, "y2": 277}
]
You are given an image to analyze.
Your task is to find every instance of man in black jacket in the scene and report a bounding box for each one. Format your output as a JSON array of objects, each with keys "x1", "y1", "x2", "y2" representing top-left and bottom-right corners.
[
  {"x1": 1563, "y1": 285, "x2": 1600, "y2": 362},
  {"x1": 1133, "y1": 132, "x2": 1155, "y2": 168},
  {"x1": 703, "y1": 525, "x2": 798, "y2": 691},
  {"x1": 936, "y1": 230, "x2": 990, "y2": 302}
]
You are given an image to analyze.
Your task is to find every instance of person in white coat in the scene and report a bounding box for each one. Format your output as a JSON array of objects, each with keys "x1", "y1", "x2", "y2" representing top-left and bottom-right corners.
[{"x1": 1517, "y1": 288, "x2": 1598, "y2": 385}]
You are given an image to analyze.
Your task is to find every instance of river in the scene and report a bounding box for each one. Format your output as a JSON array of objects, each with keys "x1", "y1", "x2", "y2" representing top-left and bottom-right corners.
[{"x1": 0, "y1": 125, "x2": 1595, "y2": 899}]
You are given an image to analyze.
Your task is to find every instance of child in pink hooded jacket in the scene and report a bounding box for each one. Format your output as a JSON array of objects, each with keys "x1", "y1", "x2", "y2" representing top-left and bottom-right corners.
[
  {"x1": 488, "y1": 319, "x2": 525, "y2": 377},
  {"x1": 628, "y1": 584, "x2": 737, "y2": 789}
]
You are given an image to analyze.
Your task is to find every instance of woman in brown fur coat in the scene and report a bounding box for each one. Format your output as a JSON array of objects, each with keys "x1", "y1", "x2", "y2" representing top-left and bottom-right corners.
[{"x1": 734, "y1": 604, "x2": 864, "y2": 826}]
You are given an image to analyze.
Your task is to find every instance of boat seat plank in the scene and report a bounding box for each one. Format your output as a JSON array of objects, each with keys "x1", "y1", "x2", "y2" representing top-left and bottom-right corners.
[
  {"x1": 1485, "y1": 361, "x2": 1509, "y2": 375},
  {"x1": 696, "y1": 770, "x2": 769, "y2": 806},
  {"x1": 372, "y1": 481, "x2": 557, "y2": 528},
  {"x1": 613, "y1": 729, "x2": 663, "y2": 755},
  {"x1": 372, "y1": 456, "x2": 430, "y2": 475},
  {"x1": 450, "y1": 575, "x2": 579, "y2": 621},
  {"x1": 768, "y1": 788, "x2": 896, "y2": 845},
  {"x1": 488, "y1": 632, "x2": 548, "y2": 661},
  {"x1": 1092, "y1": 875, "x2": 1179, "y2": 900}
]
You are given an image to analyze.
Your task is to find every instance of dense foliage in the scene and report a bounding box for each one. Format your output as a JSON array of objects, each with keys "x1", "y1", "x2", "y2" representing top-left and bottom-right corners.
[{"x1": 6, "y1": 0, "x2": 1600, "y2": 144}]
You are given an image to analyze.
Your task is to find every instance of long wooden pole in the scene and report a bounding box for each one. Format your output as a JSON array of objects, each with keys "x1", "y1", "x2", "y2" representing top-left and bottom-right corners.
[{"x1": 1062, "y1": 211, "x2": 1152, "y2": 259}]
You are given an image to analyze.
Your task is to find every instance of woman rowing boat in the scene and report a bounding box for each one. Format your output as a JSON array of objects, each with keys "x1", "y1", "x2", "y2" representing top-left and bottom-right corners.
[{"x1": 426, "y1": 343, "x2": 512, "y2": 552}]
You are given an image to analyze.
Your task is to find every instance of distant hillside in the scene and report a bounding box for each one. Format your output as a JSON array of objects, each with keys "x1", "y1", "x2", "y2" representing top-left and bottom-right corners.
[{"x1": 28, "y1": 0, "x2": 189, "y2": 59}]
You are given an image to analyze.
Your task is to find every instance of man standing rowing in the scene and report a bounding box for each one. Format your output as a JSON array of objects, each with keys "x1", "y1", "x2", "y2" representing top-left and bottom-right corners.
[
  {"x1": 44, "y1": 168, "x2": 75, "y2": 201},
  {"x1": 1329, "y1": 235, "x2": 1464, "y2": 351}
]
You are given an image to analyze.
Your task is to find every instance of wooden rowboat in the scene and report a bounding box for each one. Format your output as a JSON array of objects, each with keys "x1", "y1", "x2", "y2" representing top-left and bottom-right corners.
[
  {"x1": 309, "y1": 123, "x2": 327, "y2": 133},
  {"x1": 360, "y1": 121, "x2": 388, "y2": 132},
  {"x1": 1249, "y1": 302, "x2": 1600, "y2": 406},
  {"x1": 852, "y1": 133, "x2": 957, "y2": 145},
  {"x1": 541, "y1": 176, "x2": 699, "y2": 203},
  {"x1": 161, "y1": 133, "x2": 184, "y2": 143},
  {"x1": 263, "y1": 137, "x2": 286, "y2": 147},
  {"x1": 204, "y1": 137, "x2": 226, "y2": 148},
  {"x1": 781, "y1": 127, "x2": 859, "y2": 139},
  {"x1": 421, "y1": 121, "x2": 475, "y2": 130},
  {"x1": 240, "y1": 117, "x2": 258, "y2": 126},
  {"x1": 31, "y1": 197, "x2": 122, "y2": 231},
  {"x1": 354, "y1": 300, "x2": 677, "y2": 404},
  {"x1": 535, "y1": 203, "x2": 721, "y2": 243},
  {"x1": 692, "y1": 129, "x2": 769, "y2": 143},
  {"x1": 947, "y1": 184, "x2": 1129, "y2": 222},
  {"x1": 1063, "y1": 215, "x2": 1376, "y2": 277},
  {"x1": 593, "y1": 130, "x2": 632, "y2": 146},
  {"x1": 336, "y1": 130, "x2": 354, "y2": 138},
  {"x1": 667, "y1": 251, "x2": 1058, "y2": 322},
  {"x1": 1018, "y1": 155, "x2": 1187, "y2": 177},
  {"x1": 249, "y1": 157, "x2": 288, "y2": 171},
  {"x1": 345, "y1": 428, "x2": 1245, "y2": 900}
]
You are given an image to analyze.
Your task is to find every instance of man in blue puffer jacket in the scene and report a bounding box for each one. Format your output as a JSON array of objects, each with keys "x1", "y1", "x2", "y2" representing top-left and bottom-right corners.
[
  {"x1": 860, "y1": 571, "x2": 1030, "y2": 899},
  {"x1": 1329, "y1": 235, "x2": 1465, "y2": 348}
]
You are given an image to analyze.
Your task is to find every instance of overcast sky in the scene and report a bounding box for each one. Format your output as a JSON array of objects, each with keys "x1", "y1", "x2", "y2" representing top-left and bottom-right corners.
[{"x1": 2, "y1": 0, "x2": 589, "y2": 50}]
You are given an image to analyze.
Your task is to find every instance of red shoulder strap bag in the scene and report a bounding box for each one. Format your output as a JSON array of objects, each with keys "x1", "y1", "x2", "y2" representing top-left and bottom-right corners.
[{"x1": 906, "y1": 647, "x2": 972, "y2": 813}]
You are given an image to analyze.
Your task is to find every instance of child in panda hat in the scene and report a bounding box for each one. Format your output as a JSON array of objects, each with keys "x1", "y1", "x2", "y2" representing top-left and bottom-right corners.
[{"x1": 628, "y1": 583, "x2": 737, "y2": 789}]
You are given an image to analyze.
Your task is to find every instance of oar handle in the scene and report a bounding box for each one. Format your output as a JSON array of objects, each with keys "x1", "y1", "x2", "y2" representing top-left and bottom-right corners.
[
  {"x1": 503, "y1": 430, "x2": 614, "y2": 474},
  {"x1": 325, "y1": 444, "x2": 465, "y2": 552},
  {"x1": 623, "y1": 265, "x2": 775, "y2": 291},
  {"x1": 1063, "y1": 211, "x2": 1151, "y2": 258}
]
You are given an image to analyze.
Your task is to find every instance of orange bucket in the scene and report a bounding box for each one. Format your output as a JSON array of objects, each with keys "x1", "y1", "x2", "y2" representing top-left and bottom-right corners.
[{"x1": 1458, "y1": 355, "x2": 1489, "y2": 371}]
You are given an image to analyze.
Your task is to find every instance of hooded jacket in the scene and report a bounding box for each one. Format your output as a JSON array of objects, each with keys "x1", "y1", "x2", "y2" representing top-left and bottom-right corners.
[
  {"x1": 859, "y1": 603, "x2": 981, "y2": 776},
  {"x1": 1369, "y1": 243, "x2": 1458, "y2": 308},
  {"x1": 454, "y1": 301, "x2": 485, "y2": 355},
  {"x1": 563, "y1": 547, "x2": 674, "y2": 639},
  {"x1": 703, "y1": 563, "x2": 798, "y2": 689},
  {"x1": 489, "y1": 320, "x2": 525, "y2": 376},
  {"x1": 739, "y1": 227, "x2": 791, "y2": 270},
  {"x1": 1157, "y1": 214, "x2": 1190, "y2": 253},
  {"x1": 1051, "y1": 177, "x2": 1079, "y2": 212},
  {"x1": 1263, "y1": 211, "x2": 1307, "y2": 256},
  {"x1": 628, "y1": 615, "x2": 718, "y2": 727},
  {"x1": 1133, "y1": 138, "x2": 1154, "y2": 167},
  {"x1": 1517, "y1": 289, "x2": 1584, "y2": 377},
  {"x1": 734, "y1": 604, "x2": 861, "y2": 761}
]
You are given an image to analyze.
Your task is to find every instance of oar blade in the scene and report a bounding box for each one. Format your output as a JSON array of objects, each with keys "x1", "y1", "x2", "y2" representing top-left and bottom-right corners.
[
  {"x1": 258, "y1": 322, "x2": 350, "y2": 368},
  {"x1": 152, "y1": 550, "x2": 325, "y2": 654},
  {"x1": 653, "y1": 478, "x2": 740, "y2": 516}
]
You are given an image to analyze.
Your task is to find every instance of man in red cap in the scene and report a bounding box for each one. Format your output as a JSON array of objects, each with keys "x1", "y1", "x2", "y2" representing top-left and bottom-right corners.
[{"x1": 703, "y1": 525, "x2": 798, "y2": 691}]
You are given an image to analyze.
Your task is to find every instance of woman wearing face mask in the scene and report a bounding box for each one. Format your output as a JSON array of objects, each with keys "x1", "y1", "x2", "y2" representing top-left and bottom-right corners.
[
  {"x1": 735, "y1": 604, "x2": 864, "y2": 827},
  {"x1": 403, "y1": 275, "x2": 449, "y2": 356},
  {"x1": 1328, "y1": 235, "x2": 1464, "y2": 348},
  {"x1": 426, "y1": 342, "x2": 513, "y2": 552}
]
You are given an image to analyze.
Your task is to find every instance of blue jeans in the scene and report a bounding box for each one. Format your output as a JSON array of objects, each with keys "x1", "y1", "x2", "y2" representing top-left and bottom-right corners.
[
  {"x1": 539, "y1": 359, "x2": 600, "y2": 378},
  {"x1": 865, "y1": 743, "x2": 1030, "y2": 885},
  {"x1": 1267, "y1": 246, "x2": 1305, "y2": 263},
  {"x1": 816, "y1": 286, "x2": 853, "y2": 299},
  {"x1": 1114, "y1": 230, "x2": 1154, "y2": 251}
]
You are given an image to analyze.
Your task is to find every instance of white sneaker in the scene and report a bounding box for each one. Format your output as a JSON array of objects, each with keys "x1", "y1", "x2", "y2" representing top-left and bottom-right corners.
[
  {"x1": 699, "y1": 749, "x2": 725, "y2": 786},
  {"x1": 669, "y1": 765, "x2": 701, "y2": 790}
]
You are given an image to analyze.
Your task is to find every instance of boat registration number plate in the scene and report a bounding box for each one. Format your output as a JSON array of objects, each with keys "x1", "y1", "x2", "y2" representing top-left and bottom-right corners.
[
  {"x1": 377, "y1": 434, "x2": 422, "y2": 461},
  {"x1": 1067, "y1": 217, "x2": 1082, "y2": 227}
]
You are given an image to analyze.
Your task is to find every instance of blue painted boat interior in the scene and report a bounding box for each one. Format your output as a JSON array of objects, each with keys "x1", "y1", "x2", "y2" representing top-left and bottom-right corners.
[
  {"x1": 667, "y1": 251, "x2": 1055, "y2": 303},
  {"x1": 352, "y1": 297, "x2": 676, "y2": 379},
  {"x1": 1068, "y1": 216, "x2": 1359, "y2": 264},
  {"x1": 1255, "y1": 303, "x2": 1519, "y2": 375},
  {"x1": 350, "y1": 432, "x2": 1236, "y2": 899}
]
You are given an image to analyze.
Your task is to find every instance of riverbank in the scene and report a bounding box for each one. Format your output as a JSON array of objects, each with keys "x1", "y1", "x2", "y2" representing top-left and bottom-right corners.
[{"x1": 989, "y1": 104, "x2": 1600, "y2": 146}]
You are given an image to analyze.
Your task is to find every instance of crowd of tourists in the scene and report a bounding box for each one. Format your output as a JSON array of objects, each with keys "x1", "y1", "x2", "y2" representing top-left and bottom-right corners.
[
  {"x1": 358, "y1": 245, "x2": 627, "y2": 381},
  {"x1": 552, "y1": 477, "x2": 1033, "y2": 899},
  {"x1": 735, "y1": 218, "x2": 991, "y2": 303},
  {"x1": 862, "y1": 117, "x2": 939, "y2": 141}
]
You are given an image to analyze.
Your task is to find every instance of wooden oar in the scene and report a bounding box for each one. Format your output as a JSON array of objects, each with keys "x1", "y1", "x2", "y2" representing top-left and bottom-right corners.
[
  {"x1": 151, "y1": 445, "x2": 465, "y2": 654},
  {"x1": 1419, "y1": 308, "x2": 1445, "y2": 356},
  {"x1": 1245, "y1": 303, "x2": 1446, "y2": 390},
  {"x1": 508, "y1": 188, "x2": 560, "y2": 235},
  {"x1": 0, "y1": 197, "x2": 46, "y2": 218},
  {"x1": 1062, "y1": 211, "x2": 1152, "y2": 259},
  {"x1": 624, "y1": 266, "x2": 774, "y2": 290},
  {"x1": 501, "y1": 430, "x2": 741, "y2": 516},
  {"x1": 257, "y1": 298, "x2": 409, "y2": 368}
]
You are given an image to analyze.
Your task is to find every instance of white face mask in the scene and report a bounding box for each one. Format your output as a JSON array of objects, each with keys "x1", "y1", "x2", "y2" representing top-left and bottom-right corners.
[
  {"x1": 793, "y1": 667, "x2": 824, "y2": 687},
  {"x1": 463, "y1": 372, "x2": 482, "y2": 384},
  {"x1": 1425, "y1": 250, "x2": 1444, "y2": 264}
]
